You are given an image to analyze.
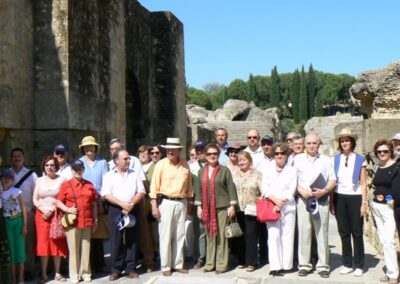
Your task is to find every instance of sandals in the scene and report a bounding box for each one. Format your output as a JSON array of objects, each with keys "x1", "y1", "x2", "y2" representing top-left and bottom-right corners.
[
  {"x1": 38, "y1": 276, "x2": 49, "y2": 284},
  {"x1": 237, "y1": 264, "x2": 246, "y2": 269},
  {"x1": 54, "y1": 274, "x2": 67, "y2": 282},
  {"x1": 246, "y1": 266, "x2": 256, "y2": 272}
]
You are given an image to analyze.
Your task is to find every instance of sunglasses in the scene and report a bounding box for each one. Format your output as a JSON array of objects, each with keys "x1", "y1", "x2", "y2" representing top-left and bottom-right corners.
[
  {"x1": 377, "y1": 150, "x2": 389, "y2": 154},
  {"x1": 206, "y1": 152, "x2": 219, "y2": 157},
  {"x1": 274, "y1": 152, "x2": 286, "y2": 156},
  {"x1": 150, "y1": 151, "x2": 160, "y2": 156},
  {"x1": 247, "y1": 136, "x2": 259, "y2": 140},
  {"x1": 229, "y1": 149, "x2": 240, "y2": 154},
  {"x1": 55, "y1": 151, "x2": 65, "y2": 156}
]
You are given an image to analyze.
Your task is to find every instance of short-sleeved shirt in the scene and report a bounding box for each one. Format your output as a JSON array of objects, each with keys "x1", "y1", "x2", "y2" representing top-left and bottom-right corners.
[
  {"x1": 101, "y1": 168, "x2": 146, "y2": 202},
  {"x1": 108, "y1": 155, "x2": 147, "y2": 182},
  {"x1": 294, "y1": 152, "x2": 336, "y2": 192},
  {"x1": 57, "y1": 178, "x2": 97, "y2": 228},
  {"x1": 2, "y1": 187, "x2": 22, "y2": 217},
  {"x1": 57, "y1": 163, "x2": 73, "y2": 180},
  {"x1": 80, "y1": 156, "x2": 109, "y2": 194},
  {"x1": 11, "y1": 167, "x2": 38, "y2": 211},
  {"x1": 244, "y1": 146, "x2": 264, "y2": 171}
]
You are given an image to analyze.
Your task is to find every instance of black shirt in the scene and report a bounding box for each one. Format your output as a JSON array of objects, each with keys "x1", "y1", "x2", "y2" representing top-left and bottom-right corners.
[{"x1": 372, "y1": 162, "x2": 400, "y2": 205}]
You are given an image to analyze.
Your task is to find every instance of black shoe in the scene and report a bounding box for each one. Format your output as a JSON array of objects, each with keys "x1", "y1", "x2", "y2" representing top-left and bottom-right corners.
[
  {"x1": 277, "y1": 270, "x2": 284, "y2": 276},
  {"x1": 298, "y1": 269, "x2": 310, "y2": 276},
  {"x1": 269, "y1": 270, "x2": 278, "y2": 276},
  {"x1": 319, "y1": 270, "x2": 329, "y2": 278},
  {"x1": 109, "y1": 272, "x2": 120, "y2": 281}
]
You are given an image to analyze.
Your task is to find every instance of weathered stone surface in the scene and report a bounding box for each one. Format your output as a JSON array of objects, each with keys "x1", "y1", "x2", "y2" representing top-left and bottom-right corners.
[
  {"x1": 304, "y1": 113, "x2": 363, "y2": 156},
  {"x1": 0, "y1": 0, "x2": 186, "y2": 166},
  {"x1": 187, "y1": 99, "x2": 282, "y2": 146},
  {"x1": 350, "y1": 61, "x2": 400, "y2": 119}
]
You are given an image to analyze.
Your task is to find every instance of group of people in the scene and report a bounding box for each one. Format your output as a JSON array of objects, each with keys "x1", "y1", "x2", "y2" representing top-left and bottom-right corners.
[{"x1": 1, "y1": 128, "x2": 400, "y2": 284}]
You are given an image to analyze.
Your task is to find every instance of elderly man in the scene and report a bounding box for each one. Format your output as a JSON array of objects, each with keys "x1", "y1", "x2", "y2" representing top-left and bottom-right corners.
[
  {"x1": 392, "y1": 133, "x2": 400, "y2": 161},
  {"x1": 108, "y1": 138, "x2": 154, "y2": 272},
  {"x1": 215, "y1": 128, "x2": 229, "y2": 165},
  {"x1": 101, "y1": 149, "x2": 145, "y2": 281},
  {"x1": 9, "y1": 148, "x2": 38, "y2": 279},
  {"x1": 286, "y1": 132, "x2": 299, "y2": 150},
  {"x1": 150, "y1": 137, "x2": 193, "y2": 276},
  {"x1": 54, "y1": 144, "x2": 72, "y2": 180},
  {"x1": 288, "y1": 136, "x2": 305, "y2": 166},
  {"x1": 244, "y1": 129, "x2": 264, "y2": 169},
  {"x1": 256, "y1": 134, "x2": 274, "y2": 172},
  {"x1": 294, "y1": 133, "x2": 336, "y2": 278}
]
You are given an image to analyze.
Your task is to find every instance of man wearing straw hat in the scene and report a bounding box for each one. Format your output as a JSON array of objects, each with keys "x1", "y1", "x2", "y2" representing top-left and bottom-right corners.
[{"x1": 150, "y1": 137, "x2": 193, "y2": 276}]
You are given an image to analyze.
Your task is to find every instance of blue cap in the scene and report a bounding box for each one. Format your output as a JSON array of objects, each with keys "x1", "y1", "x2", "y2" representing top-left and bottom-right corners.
[
  {"x1": 116, "y1": 213, "x2": 136, "y2": 230},
  {"x1": 54, "y1": 144, "x2": 68, "y2": 153},
  {"x1": 306, "y1": 198, "x2": 319, "y2": 215},
  {"x1": 261, "y1": 135, "x2": 274, "y2": 145},
  {"x1": 71, "y1": 159, "x2": 85, "y2": 169},
  {"x1": 194, "y1": 140, "x2": 207, "y2": 149},
  {"x1": 1, "y1": 169, "x2": 15, "y2": 180}
]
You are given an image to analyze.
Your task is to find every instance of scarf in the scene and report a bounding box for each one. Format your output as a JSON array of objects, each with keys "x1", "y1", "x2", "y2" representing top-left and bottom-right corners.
[{"x1": 201, "y1": 163, "x2": 220, "y2": 239}]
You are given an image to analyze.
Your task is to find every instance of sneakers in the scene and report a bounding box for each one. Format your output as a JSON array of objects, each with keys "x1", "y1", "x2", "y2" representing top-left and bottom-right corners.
[
  {"x1": 353, "y1": 268, "x2": 363, "y2": 277},
  {"x1": 339, "y1": 266, "x2": 353, "y2": 275}
]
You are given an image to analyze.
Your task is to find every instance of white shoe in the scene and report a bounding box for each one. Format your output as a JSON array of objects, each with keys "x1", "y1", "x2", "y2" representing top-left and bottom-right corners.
[
  {"x1": 339, "y1": 266, "x2": 353, "y2": 275},
  {"x1": 353, "y1": 268, "x2": 363, "y2": 277}
]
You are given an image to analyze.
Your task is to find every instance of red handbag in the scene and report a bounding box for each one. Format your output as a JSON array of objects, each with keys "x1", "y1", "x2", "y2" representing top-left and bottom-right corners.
[
  {"x1": 49, "y1": 208, "x2": 65, "y2": 240},
  {"x1": 256, "y1": 199, "x2": 280, "y2": 222}
]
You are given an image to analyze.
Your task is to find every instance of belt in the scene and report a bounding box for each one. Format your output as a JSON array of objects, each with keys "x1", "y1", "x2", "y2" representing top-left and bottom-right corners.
[
  {"x1": 163, "y1": 196, "x2": 184, "y2": 201},
  {"x1": 5, "y1": 213, "x2": 22, "y2": 220}
]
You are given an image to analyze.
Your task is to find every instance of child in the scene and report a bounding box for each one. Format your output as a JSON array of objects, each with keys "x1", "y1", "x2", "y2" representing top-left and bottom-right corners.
[{"x1": 1, "y1": 169, "x2": 27, "y2": 284}]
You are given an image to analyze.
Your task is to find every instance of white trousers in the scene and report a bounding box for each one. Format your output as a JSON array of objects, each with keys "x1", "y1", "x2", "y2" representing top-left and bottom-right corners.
[
  {"x1": 372, "y1": 202, "x2": 399, "y2": 280},
  {"x1": 158, "y1": 199, "x2": 187, "y2": 272},
  {"x1": 266, "y1": 210, "x2": 296, "y2": 270},
  {"x1": 297, "y1": 197, "x2": 330, "y2": 272}
]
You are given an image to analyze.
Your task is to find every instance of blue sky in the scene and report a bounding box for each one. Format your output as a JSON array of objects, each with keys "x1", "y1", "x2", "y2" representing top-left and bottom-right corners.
[{"x1": 139, "y1": 1, "x2": 399, "y2": 89}]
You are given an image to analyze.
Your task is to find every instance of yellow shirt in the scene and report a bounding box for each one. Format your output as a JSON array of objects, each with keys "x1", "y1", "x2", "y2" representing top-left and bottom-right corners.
[{"x1": 149, "y1": 157, "x2": 193, "y2": 199}]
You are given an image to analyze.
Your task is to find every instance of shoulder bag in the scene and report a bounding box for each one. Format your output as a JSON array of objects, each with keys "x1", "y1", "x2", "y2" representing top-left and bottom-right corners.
[
  {"x1": 61, "y1": 182, "x2": 78, "y2": 228},
  {"x1": 49, "y1": 207, "x2": 65, "y2": 239}
]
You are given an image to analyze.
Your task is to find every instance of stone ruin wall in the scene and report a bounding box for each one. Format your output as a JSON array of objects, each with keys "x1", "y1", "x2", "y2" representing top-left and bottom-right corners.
[{"x1": 0, "y1": 0, "x2": 186, "y2": 166}]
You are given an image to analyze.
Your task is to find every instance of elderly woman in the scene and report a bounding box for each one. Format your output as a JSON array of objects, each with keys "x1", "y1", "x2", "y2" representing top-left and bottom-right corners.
[
  {"x1": 225, "y1": 142, "x2": 241, "y2": 174},
  {"x1": 138, "y1": 145, "x2": 151, "y2": 172},
  {"x1": 78, "y1": 135, "x2": 108, "y2": 274},
  {"x1": 262, "y1": 143, "x2": 297, "y2": 276},
  {"x1": 32, "y1": 155, "x2": 67, "y2": 283},
  {"x1": 331, "y1": 128, "x2": 367, "y2": 277},
  {"x1": 371, "y1": 139, "x2": 400, "y2": 284},
  {"x1": 231, "y1": 151, "x2": 262, "y2": 272},
  {"x1": 195, "y1": 144, "x2": 238, "y2": 274},
  {"x1": 57, "y1": 160, "x2": 97, "y2": 283}
]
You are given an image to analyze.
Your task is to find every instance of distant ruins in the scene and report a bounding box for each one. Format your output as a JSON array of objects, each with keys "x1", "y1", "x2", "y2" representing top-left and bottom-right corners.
[{"x1": 0, "y1": 0, "x2": 186, "y2": 165}]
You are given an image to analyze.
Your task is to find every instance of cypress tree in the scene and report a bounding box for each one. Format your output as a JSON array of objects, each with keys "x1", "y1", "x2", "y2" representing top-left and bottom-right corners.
[
  {"x1": 299, "y1": 66, "x2": 308, "y2": 121},
  {"x1": 307, "y1": 64, "x2": 317, "y2": 117},
  {"x1": 247, "y1": 73, "x2": 257, "y2": 103},
  {"x1": 270, "y1": 66, "x2": 281, "y2": 107},
  {"x1": 291, "y1": 69, "x2": 300, "y2": 123}
]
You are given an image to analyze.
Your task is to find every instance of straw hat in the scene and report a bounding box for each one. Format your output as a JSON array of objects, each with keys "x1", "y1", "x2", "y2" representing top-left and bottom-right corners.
[
  {"x1": 161, "y1": 137, "x2": 184, "y2": 149},
  {"x1": 79, "y1": 136, "x2": 100, "y2": 149},
  {"x1": 336, "y1": 128, "x2": 358, "y2": 141}
]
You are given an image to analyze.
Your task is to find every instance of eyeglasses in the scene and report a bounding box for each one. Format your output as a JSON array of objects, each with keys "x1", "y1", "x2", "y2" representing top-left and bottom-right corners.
[
  {"x1": 206, "y1": 152, "x2": 219, "y2": 157},
  {"x1": 150, "y1": 151, "x2": 160, "y2": 156},
  {"x1": 345, "y1": 156, "x2": 349, "y2": 167},
  {"x1": 229, "y1": 150, "x2": 240, "y2": 154},
  {"x1": 377, "y1": 150, "x2": 390, "y2": 155},
  {"x1": 247, "y1": 136, "x2": 259, "y2": 140},
  {"x1": 274, "y1": 152, "x2": 286, "y2": 156}
]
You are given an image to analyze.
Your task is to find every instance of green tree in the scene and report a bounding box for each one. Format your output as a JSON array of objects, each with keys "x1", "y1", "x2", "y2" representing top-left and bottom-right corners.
[
  {"x1": 299, "y1": 66, "x2": 308, "y2": 121},
  {"x1": 227, "y1": 79, "x2": 247, "y2": 100},
  {"x1": 291, "y1": 69, "x2": 300, "y2": 122},
  {"x1": 270, "y1": 66, "x2": 281, "y2": 107},
  {"x1": 247, "y1": 74, "x2": 257, "y2": 102},
  {"x1": 202, "y1": 82, "x2": 224, "y2": 94},
  {"x1": 187, "y1": 88, "x2": 211, "y2": 109},
  {"x1": 307, "y1": 64, "x2": 317, "y2": 117}
]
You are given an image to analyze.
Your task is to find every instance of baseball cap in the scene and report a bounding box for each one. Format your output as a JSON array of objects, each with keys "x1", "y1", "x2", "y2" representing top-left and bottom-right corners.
[
  {"x1": 54, "y1": 144, "x2": 68, "y2": 153},
  {"x1": 306, "y1": 198, "x2": 319, "y2": 215},
  {"x1": 0, "y1": 169, "x2": 15, "y2": 180},
  {"x1": 116, "y1": 213, "x2": 136, "y2": 231},
  {"x1": 71, "y1": 160, "x2": 85, "y2": 170},
  {"x1": 194, "y1": 140, "x2": 207, "y2": 149},
  {"x1": 392, "y1": 133, "x2": 400, "y2": 141}
]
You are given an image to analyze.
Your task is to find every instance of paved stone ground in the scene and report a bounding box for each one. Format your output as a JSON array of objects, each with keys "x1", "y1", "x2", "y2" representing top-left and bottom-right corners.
[{"x1": 29, "y1": 214, "x2": 386, "y2": 284}]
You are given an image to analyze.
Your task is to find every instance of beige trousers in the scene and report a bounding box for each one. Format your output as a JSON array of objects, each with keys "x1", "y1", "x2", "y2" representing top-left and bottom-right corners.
[
  {"x1": 158, "y1": 199, "x2": 187, "y2": 272},
  {"x1": 204, "y1": 209, "x2": 228, "y2": 272},
  {"x1": 65, "y1": 227, "x2": 92, "y2": 282}
]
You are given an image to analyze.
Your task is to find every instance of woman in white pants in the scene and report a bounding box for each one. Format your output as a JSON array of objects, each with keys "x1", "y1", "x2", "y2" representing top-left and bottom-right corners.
[
  {"x1": 261, "y1": 143, "x2": 297, "y2": 276},
  {"x1": 371, "y1": 139, "x2": 400, "y2": 284}
]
